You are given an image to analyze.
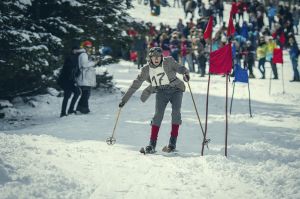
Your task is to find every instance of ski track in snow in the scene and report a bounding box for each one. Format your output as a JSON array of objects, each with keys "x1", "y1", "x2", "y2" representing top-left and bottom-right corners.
[{"x1": 1, "y1": 1, "x2": 300, "y2": 199}]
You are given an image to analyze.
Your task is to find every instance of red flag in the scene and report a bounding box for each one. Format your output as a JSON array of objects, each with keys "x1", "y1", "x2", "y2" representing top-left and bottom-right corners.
[
  {"x1": 272, "y1": 48, "x2": 283, "y2": 64},
  {"x1": 209, "y1": 43, "x2": 233, "y2": 74},
  {"x1": 203, "y1": 16, "x2": 214, "y2": 40},
  {"x1": 227, "y1": 15, "x2": 235, "y2": 37}
]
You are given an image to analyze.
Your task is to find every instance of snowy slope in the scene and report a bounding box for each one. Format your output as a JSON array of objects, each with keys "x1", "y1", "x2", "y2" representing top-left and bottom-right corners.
[{"x1": 1, "y1": 1, "x2": 300, "y2": 199}]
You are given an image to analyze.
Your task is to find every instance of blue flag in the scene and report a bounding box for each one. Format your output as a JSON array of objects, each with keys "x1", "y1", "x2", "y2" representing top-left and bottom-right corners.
[{"x1": 234, "y1": 64, "x2": 248, "y2": 83}]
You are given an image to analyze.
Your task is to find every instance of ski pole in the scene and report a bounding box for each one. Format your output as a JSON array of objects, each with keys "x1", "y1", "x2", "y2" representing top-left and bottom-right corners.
[
  {"x1": 106, "y1": 108, "x2": 122, "y2": 145},
  {"x1": 187, "y1": 82, "x2": 210, "y2": 147},
  {"x1": 282, "y1": 63, "x2": 285, "y2": 94}
]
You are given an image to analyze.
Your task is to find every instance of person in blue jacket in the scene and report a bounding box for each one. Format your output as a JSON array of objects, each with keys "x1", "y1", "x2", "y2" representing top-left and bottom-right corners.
[{"x1": 288, "y1": 37, "x2": 300, "y2": 82}]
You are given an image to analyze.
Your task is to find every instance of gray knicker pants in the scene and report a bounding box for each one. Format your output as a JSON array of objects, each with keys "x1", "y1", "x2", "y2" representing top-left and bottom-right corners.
[{"x1": 152, "y1": 88, "x2": 183, "y2": 126}]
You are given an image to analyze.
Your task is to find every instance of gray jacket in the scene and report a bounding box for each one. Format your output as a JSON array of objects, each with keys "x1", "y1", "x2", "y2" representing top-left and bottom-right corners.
[
  {"x1": 121, "y1": 56, "x2": 189, "y2": 103},
  {"x1": 76, "y1": 49, "x2": 97, "y2": 87}
]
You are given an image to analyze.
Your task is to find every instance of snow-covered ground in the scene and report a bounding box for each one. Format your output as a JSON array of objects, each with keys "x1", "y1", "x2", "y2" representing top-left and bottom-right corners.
[{"x1": 1, "y1": 1, "x2": 300, "y2": 199}]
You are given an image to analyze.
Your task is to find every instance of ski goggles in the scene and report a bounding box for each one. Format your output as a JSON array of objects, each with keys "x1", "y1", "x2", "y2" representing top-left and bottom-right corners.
[{"x1": 149, "y1": 47, "x2": 162, "y2": 57}]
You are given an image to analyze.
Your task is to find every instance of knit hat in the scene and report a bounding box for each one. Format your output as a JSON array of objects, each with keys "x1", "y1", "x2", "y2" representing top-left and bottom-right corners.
[{"x1": 82, "y1": 40, "x2": 93, "y2": 47}]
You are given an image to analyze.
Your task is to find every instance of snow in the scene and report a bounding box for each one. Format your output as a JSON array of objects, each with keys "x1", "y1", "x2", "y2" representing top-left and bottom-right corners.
[
  {"x1": 0, "y1": 101, "x2": 13, "y2": 109},
  {"x1": 1, "y1": 1, "x2": 300, "y2": 199},
  {"x1": 19, "y1": 0, "x2": 32, "y2": 6},
  {"x1": 39, "y1": 33, "x2": 63, "y2": 45},
  {"x1": 15, "y1": 0, "x2": 32, "y2": 9},
  {"x1": 46, "y1": 17, "x2": 85, "y2": 33},
  {"x1": 96, "y1": 67, "x2": 109, "y2": 75},
  {"x1": 19, "y1": 45, "x2": 49, "y2": 52},
  {"x1": 47, "y1": 88, "x2": 60, "y2": 97},
  {"x1": 60, "y1": 0, "x2": 83, "y2": 7},
  {"x1": 128, "y1": 0, "x2": 187, "y2": 27},
  {"x1": 7, "y1": 30, "x2": 34, "y2": 43}
]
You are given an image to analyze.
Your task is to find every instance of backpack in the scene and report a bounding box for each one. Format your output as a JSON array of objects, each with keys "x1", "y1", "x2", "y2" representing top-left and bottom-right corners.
[{"x1": 70, "y1": 52, "x2": 82, "y2": 81}]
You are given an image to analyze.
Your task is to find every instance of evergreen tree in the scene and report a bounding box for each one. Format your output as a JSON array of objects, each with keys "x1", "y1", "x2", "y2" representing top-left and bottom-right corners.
[{"x1": 0, "y1": 0, "x2": 132, "y2": 99}]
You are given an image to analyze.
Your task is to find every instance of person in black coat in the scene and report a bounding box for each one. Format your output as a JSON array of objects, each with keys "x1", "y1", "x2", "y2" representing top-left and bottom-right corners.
[
  {"x1": 58, "y1": 42, "x2": 82, "y2": 117},
  {"x1": 243, "y1": 41, "x2": 256, "y2": 78},
  {"x1": 133, "y1": 34, "x2": 147, "y2": 69}
]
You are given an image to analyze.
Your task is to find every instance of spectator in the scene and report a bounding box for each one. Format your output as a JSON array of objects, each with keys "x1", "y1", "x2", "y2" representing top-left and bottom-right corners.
[
  {"x1": 160, "y1": 32, "x2": 171, "y2": 57},
  {"x1": 58, "y1": 42, "x2": 82, "y2": 117},
  {"x1": 170, "y1": 33, "x2": 181, "y2": 61},
  {"x1": 243, "y1": 40, "x2": 256, "y2": 78},
  {"x1": 293, "y1": 7, "x2": 300, "y2": 35},
  {"x1": 177, "y1": 18, "x2": 185, "y2": 34},
  {"x1": 267, "y1": 3, "x2": 277, "y2": 30},
  {"x1": 266, "y1": 36, "x2": 278, "y2": 79},
  {"x1": 76, "y1": 41, "x2": 98, "y2": 114},
  {"x1": 256, "y1": 36, "x2": 267, "y2": 79},
  {"x1": 133, "y1": 34, "x2": 148, "y2": 69},
  {"x1": 195, "y1": 32, "x2": 207, "y2": 77},
  {"x1": 288, "y1": 37, "x2": 300, "y2": 82}
]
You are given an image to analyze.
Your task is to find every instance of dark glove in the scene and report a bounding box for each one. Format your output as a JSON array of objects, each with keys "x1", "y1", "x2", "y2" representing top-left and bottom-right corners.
[
  {"x1": 119, "y1": 101, "x2": 125, "y2": 108},
  {"x1": 183, "y1": 73, "x2": 190, "y2": 82}
]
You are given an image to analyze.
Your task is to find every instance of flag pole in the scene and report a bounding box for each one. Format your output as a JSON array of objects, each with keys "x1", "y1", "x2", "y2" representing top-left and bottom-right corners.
[
  {"x1": 201, "y1": 74, "x2": 210, "y2": 156},
  {"x1": 248, "y1": 81, "x2": 253, "y2": 117},
  {"x1": 230, "y1": 81, "x2": 235, "y2": 114},
  {"x1": 225, "y1": 74, "x2": 229, "y2": 157},
  {"x1": 282, "y1": 63, "x2": 285, "y2": 94},
  {"x1": 201, "y1": 23, "x2": 213, "y2": 156},
  {"x1": 269, "y1": 67, "x2": 272, "y2": 95},
  {"x1": 224, "y1": 8, "x2": 234, "y2": 157}
]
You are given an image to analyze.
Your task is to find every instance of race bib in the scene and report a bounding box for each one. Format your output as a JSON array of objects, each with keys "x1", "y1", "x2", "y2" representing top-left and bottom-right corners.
[{"x1": 149, "y1": 66, "x2": 170, "y2": 87}]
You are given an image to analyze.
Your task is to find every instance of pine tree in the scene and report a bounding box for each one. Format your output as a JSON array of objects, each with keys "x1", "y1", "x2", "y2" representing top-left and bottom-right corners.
[{"x1": 0, "y1": 0, "x2": 132, "y2": 99}]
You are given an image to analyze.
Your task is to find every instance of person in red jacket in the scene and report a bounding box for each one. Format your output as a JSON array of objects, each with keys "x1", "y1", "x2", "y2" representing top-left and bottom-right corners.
[{"x1": 231, "y1": 0, "x2": 239, "y2": 22}]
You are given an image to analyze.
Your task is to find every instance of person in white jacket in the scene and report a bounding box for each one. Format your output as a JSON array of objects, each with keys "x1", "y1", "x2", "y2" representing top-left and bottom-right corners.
[{"x1": 75, "y1": 41, "x2": 99, "y2": 114}]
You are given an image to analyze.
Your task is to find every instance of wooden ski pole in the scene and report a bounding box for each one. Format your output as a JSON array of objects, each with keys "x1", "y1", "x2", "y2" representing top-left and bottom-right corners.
[{"x1": 106, "y1": 108, "x2": 122, "y2": 145}]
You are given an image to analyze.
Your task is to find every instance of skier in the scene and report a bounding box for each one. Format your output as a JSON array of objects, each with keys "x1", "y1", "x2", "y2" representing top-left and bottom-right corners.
[{"x1": 119, "y1": 47, "x2": 190, "y2": 153}]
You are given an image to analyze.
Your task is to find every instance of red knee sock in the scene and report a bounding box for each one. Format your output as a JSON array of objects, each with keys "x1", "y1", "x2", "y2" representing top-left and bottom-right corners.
[
  {"x1": 171, "y1": 124, "x2": 179, "y2": 137},
  {"x1": 150, "y1": 125, "x2": 160, "y2": 141}
]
